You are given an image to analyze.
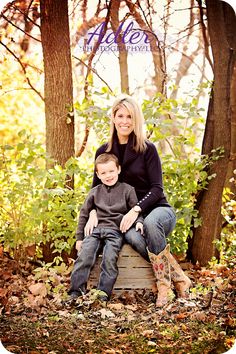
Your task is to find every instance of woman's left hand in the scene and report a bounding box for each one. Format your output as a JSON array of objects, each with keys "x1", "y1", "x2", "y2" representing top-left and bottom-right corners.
[
  {"x1": 120, "y1": 209, "x2": 138, "y2": 233},
  {"x1": 136, "y1": 222, "x2": 144, "y2": 235}
]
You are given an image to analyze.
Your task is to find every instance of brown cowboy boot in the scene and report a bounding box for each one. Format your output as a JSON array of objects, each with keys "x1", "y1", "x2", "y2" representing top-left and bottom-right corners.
[
  {"x1": 148, "y1": 246, "x2": 172, "y2": 307},
  {"x1": 165, "y1": 245, "x2": 192, "y2": 298}
]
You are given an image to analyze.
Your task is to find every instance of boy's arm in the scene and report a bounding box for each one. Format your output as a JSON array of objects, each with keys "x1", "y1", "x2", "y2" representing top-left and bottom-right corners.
[
  {"x1": 76, "y1": 240, "x2": 83, "y2": 252},
  {"x1": 75, "y1": 192, "x2": 95, "y2": 241}
]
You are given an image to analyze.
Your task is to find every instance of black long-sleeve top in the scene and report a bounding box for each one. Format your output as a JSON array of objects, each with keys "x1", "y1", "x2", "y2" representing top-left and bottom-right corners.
[
  {"x1": 76, "y1": 181, "x2": 143, "y2": 240},
  {"x1": 92, "y1": 133, "x2": 170, "y2": 215}
]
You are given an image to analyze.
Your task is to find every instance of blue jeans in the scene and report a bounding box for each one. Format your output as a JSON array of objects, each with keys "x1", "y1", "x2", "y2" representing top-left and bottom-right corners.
[
  {"x1": 69, "y1": 228, "x2": 123, "y2": 297},
  {"x1": 125, "y1": 206, "x2": 176, "y2": 260}
]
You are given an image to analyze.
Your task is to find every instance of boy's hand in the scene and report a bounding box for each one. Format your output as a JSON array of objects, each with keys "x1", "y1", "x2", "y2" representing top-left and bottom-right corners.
[
  {"x1": 76, "y1": 240, "x2": 82, "y2": 252},
  {"x1": 84, "y1": 209, "x2": 98, "y2": 236},
  {"x1": 136, "y1": 222, "x2": 144, "y2": 235}
]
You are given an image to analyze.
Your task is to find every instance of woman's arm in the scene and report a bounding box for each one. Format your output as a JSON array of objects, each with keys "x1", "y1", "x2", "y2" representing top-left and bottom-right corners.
[{"x1": 137, "y1": 142, "x2": 168, "y2": 212}]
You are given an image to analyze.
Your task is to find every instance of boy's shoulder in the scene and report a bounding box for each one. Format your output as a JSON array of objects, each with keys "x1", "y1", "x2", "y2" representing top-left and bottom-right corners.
[
  {"x1": 90, "y1": 184, "x2": 104, "y2": 193},
  {"x1": 118, "y1": 182, "x2": 135, "y2": 191}
]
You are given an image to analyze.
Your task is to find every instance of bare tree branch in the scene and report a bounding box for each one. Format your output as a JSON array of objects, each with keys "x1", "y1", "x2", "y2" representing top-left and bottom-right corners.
[
  {"x1": 197, "y1": 0, "x2": 214, "y2": 70},
  {"x1": 76, "y1": 1, "x2": 112, "y2": 157},
  {"x1": 0, "y1": 40, "x2": 44, "y2": 101},
  {"x1": 73, "y1": 55, "x2": 113, "y2": 93},
  {"x1": 84, "y1": 2, "x2": 112, "y2": 97},
  {"x1": 1, "y1": 13, "x2": 41, "y2": 42},
  {"x1": 11, "y1": 3, "x2": 40, "y2": 28}
]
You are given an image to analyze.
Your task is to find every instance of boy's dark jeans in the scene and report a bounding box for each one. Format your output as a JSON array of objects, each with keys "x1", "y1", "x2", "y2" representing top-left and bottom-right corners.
[{"x1": 69, "y1": 228, "x2": 123, "y2": 298}]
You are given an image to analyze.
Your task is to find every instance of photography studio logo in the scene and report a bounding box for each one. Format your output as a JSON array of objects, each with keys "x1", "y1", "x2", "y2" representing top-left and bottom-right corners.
[{"x1": 77, "y1": 19, "x2": 161, "y2": 55}]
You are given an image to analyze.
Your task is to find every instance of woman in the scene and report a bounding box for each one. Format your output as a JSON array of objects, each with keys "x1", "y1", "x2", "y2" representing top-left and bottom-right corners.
[{"x1": 84, "y1": 95, "x2": 191, "y2": 307}]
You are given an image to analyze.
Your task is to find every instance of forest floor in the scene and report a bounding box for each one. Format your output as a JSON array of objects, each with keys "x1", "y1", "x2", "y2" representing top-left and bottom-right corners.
[{"x1": 0, "y1": 250, "x2": 235, "y2": 354}]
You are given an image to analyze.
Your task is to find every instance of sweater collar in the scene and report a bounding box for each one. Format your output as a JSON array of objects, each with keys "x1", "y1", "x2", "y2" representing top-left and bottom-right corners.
[{"x1": 102, "y1": 181, "x2": 120, "y2": 190}]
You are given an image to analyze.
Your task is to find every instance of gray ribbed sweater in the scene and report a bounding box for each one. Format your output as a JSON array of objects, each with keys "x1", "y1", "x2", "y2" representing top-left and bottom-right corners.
[{"x1": 76, "y1": 182, "x2": 142, "y2": 240}]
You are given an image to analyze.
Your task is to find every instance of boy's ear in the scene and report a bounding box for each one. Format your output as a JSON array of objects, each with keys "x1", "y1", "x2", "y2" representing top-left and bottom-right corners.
[
  {"x1": 118, "y1": 165, "x2": 121, "y2": 174},
  {"x1": 96, "y1": 171, "x2": 100, "y2": 180}
]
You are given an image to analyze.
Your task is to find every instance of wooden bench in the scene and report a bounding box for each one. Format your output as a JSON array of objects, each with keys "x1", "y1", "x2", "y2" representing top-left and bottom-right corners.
[{"x1": 88, "y1": 244, "x2": 156, "y2": 292}]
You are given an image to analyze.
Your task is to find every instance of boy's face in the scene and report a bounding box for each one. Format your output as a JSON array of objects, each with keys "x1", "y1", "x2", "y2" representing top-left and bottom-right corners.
[{"x1": 96, "y1": 160, "x2": 121, "y2": 186}]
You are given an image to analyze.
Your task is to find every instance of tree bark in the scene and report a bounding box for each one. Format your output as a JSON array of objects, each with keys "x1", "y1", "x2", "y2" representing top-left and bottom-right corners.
[
  {"x1": 40, "y1": 0, "x2": 74, "y2": 168},
  {"x1": 190, "y1": 0, "x2": 235, "y2": 265},
  {"x1": 125, "y1": 0, "x2": 165, "y2": 94},
  {"x1": 110, "y1": 0, "x2": 129, "y2": 93},
  {"x1": 40, "y1": 0, "x2": 75, "y2": 262},
  {"x1": 224, "y1": 2, "x2": 236, "y2": 195}
]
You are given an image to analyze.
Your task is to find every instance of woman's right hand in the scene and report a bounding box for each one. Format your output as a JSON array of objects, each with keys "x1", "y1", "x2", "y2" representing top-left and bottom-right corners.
[{"x1": 84, "y1": 209, "x2": 98, "y2": 236}]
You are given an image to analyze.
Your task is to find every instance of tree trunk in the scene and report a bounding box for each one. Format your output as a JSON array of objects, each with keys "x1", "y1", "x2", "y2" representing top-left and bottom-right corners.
[
  {"x1": 40, "y1": 0, "x2": 74, "y2": 168},
  {"x1": 190, "y1": 0, "x2": 235, "y2": 265},
  {"x1": 125, "y1": 0, "x2": 165, "y2": 94},
  {"x1": 40, "y1": 0, "x2": 75, "y2": 262},
  {"x1": 226, "y1": 62, "x2": 236, "y2": 196},
  {"x1": 110, "y1": 0, "x2": 129, "y2": 93},
  {"x1": 224, "y1": 2, "x2": 236, "y2": 195}
]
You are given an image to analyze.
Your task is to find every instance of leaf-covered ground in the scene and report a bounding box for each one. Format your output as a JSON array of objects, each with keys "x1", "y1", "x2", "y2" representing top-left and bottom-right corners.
[{"x1": 0, "y1": 250, "x2": 235, "y2": 354}]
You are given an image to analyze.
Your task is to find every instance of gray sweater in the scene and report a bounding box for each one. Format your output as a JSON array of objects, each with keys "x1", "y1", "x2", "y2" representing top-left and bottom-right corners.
[{"x1": 76, "y1": 182, "x2": 143, "y2": 240}]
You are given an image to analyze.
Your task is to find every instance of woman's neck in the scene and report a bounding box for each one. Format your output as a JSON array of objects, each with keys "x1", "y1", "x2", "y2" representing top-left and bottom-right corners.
[{"x1": 117, "y1": 134, "x2": 128, "y2": 144}]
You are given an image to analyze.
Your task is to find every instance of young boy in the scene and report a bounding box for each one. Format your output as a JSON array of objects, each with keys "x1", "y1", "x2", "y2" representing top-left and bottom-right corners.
[{"x1": 68, "y1": 153, "x2": 143, "y2": 303}]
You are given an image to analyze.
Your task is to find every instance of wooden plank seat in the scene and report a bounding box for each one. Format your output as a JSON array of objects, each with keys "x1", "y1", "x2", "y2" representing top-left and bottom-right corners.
[{"x1": 88, "y1": 244, "x2": 156, "y2": 292}]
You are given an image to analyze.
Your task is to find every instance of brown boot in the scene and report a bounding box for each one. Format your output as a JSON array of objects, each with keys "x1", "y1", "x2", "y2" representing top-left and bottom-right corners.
[
  {"x1": 148, "y1": 246, "x2": 172, "y2": 307},
  {"x1": 165, "y1": 245, "x2": 192, "y2": 298}
]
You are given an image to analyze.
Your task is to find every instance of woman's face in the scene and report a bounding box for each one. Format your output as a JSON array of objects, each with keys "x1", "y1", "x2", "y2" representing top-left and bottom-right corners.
[{"x1": 113, "y1": 106, "x2": 134, "y2": 143}]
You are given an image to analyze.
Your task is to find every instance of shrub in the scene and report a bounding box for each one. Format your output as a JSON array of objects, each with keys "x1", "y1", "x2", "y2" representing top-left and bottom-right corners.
[{"x1": 0, "y1": 131, "x2": 92, "y2": 262}]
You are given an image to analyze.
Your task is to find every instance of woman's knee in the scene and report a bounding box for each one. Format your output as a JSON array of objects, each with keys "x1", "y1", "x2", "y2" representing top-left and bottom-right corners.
[
  {"x1": 144, "y1": 207, "x2": 176, "y2": 237},
  {"x1": 125, "y1": 228, "x2": 140, "y2": 244}
]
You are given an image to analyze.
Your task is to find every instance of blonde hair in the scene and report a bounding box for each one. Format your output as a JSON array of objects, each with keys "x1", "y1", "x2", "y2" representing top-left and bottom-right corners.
[
  {"x1": 95, "y1": 153, "x2": 119, "y2": 171},
  {"x1": 106, "y1": 95, "x2": 147, "y2": 153}
]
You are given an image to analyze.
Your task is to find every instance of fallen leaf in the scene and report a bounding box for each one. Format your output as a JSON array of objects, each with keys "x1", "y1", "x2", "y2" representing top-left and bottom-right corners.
[
  {"x1": 142, "y1": 329, "x2": 154, "y2": 337},
  {"x1": 125, "y1": 304, "x2": 138, "y2": 311},
  {"x1": 190, "y1": 311, "x2": 206, "y2": 321},
  {"x1": 147, "y1": 340, "x2": 157, "y2": 346},
  {"x1": 25, "y1": 244, "x2": 36, "y2": 257},
  {"x1": 98, "y1": 308, "x2": 115, "y2": 319},
  {"x1": 107, "y1": 303, "x2": 124, "y2": 311},
  {"x1": 28, "y1": 283, "x2": 47, "y2": 297},
  {"x1": 0, "y1": 245, "x2": 4, "y2": 258}
]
